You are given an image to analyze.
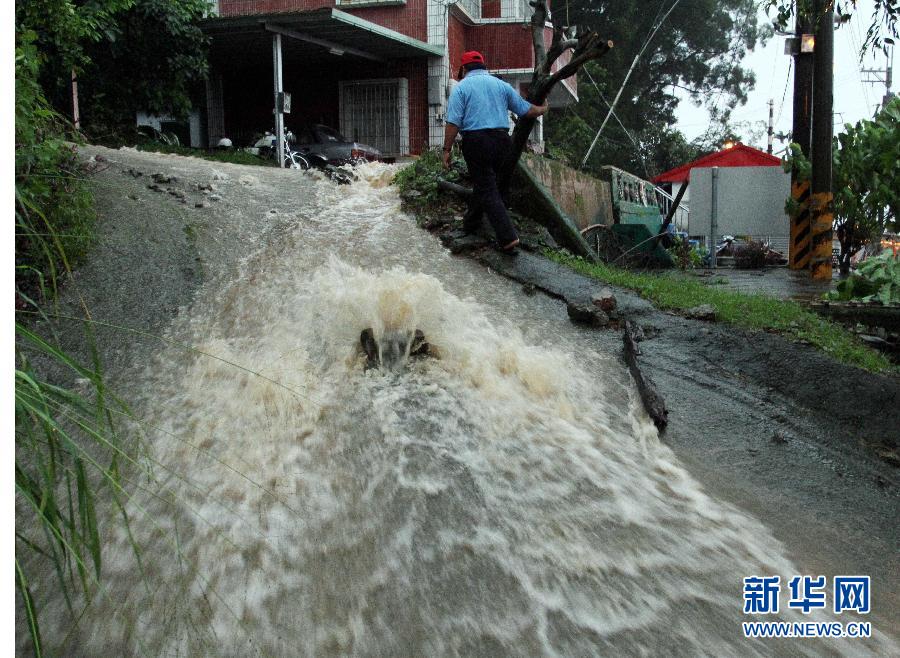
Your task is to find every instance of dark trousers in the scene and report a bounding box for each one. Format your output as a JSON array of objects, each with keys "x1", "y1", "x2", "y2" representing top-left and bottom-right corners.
[{"x1": 460, "y1": 129, "x2": 518, "y2": 246}]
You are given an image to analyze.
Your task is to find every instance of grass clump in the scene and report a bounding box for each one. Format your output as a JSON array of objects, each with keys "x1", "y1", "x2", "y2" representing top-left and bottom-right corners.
[
  {"x1": 548, "y1": 251, "x2": 894, "y2": 373},
  {"x1": 16, "y1": 32, "x2": 144, "y2": 655}
]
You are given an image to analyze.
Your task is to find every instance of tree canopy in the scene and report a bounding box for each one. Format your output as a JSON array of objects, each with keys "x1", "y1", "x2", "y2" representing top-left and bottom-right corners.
[
  {"x1": 544, "y1": 0, "x2": 768, "y2": 178},
  {"x1": 765, "y1": 1, "x2": 899, "y2": 53},
  {"x1": 15, "y1": 0, "x2": 210, "y2": 137}
]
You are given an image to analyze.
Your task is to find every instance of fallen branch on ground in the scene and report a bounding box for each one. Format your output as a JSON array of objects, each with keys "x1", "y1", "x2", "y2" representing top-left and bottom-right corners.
[{"x1": 623, "y1": 320, "x2": 668, "y2": 432}]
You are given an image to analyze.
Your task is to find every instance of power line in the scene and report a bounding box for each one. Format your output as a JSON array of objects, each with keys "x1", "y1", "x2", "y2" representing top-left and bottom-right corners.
[
  {"x1": 775, "y1": 56, "x2": 792, "y2": 126},
  {"x1": 848, "y1": 14, "x2": 873, "y2": 111},
  {"x1": 580, "y1": 0, "x2": 683, "y2": 168}
]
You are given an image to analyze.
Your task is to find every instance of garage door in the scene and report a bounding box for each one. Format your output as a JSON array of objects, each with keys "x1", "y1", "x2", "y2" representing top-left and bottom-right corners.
[{"x1": 339, "y1": 78, "x2": 409, "y2": 156}]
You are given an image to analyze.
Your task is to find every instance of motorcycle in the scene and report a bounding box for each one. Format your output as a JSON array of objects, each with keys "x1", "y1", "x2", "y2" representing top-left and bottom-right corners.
[{"x1": 247, "y1": 130, "x2": 355, "y2": 185}]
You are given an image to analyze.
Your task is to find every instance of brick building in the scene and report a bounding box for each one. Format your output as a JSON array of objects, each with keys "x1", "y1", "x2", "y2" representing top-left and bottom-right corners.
[{"x1": 201, "y1": 0, "x2": 577, "y2": 156}]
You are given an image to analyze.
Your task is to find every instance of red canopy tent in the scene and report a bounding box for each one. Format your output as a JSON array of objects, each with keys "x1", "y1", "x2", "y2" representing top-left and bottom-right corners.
[{"x1": 652, "y1": 143, "x2": 781, "y2": 185}]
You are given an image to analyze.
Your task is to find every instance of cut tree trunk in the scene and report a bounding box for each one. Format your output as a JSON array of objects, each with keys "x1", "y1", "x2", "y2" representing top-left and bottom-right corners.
[{"x1": 499, "y1": 0, "x2": 613, "y2": 191}]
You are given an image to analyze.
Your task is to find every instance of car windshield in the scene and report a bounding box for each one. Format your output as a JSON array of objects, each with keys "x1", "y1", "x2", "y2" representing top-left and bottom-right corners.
[{"x1": 316, "y1": 126, "x2": 346, "y2": 143}]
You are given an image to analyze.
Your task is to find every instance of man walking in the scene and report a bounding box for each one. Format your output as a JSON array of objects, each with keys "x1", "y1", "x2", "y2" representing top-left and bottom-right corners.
[{"x1": 442, "y1": 51, "x2": 548, "y2": 252}]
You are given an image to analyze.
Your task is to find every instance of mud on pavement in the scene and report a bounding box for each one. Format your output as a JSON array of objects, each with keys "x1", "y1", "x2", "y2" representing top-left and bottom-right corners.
[{"x1": 435, "y1": 215, "x2": 900, "y2": 629}]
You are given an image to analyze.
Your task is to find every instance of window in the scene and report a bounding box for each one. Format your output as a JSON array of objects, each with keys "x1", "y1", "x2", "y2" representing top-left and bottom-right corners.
[{"x1": 339, "y1": 79, "x2": 409, "y2": 156}]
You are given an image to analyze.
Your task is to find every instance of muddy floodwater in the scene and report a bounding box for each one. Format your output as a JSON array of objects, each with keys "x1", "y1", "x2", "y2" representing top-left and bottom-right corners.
[{"x1": 25, "y1": 152, "x2": 897, "y2": 657}]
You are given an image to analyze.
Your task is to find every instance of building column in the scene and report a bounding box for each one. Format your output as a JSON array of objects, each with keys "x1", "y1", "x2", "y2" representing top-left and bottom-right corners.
[
  {"x1": 272, "y1": 33, "x2": 285, "y2": 168},
  {"x1": 426, "y1": 0, "x2": 450, "y2": 150},
  {"x1": 205, "y1": 71, "x2": 225, "y2": 148}
]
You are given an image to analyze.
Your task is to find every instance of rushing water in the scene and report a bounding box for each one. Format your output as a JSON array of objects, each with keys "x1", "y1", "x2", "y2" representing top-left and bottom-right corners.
[{"x1": 35, "y1": 164, "x2": 892, "y2": 656}]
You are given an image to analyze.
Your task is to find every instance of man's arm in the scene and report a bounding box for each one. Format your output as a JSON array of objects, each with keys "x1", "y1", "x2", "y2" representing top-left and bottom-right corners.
[
  {"x1": 442, "y1": 123, "x2": 460, "y2": 169},
  {"x1": 525, "y1": 102, "x2": 549, "y2": 118},
  {"x1": 506, "y1": 83, "x2": 548, "y2": 119}
]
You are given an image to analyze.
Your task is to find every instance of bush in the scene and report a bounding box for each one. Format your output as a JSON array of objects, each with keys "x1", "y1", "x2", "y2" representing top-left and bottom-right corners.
[
  {"x1": 16, "y1": 32, "x2": 139, "y2": 657},
  {"x1": 667, "y1": 236, "x2": 706, "y2": 270},
  {"x1": 15, "y1": 32, "x2": 94, "y2": 300},
  {"x1": 392, "y1": 148, "x2": 466, "y2": 210},
  {"x1": 136, "y1": 141, "x2": 275, "y2": 167},
  {"x1": 825, "y1": 253, "x2": 900, "y2": 304},
  {"x1": 733, "y1": 239, "x2": 768, "y2": 269}
]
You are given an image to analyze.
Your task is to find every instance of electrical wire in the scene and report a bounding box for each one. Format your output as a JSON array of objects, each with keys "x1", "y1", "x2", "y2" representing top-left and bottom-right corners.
[
  {"x1": 775, "y1": 56, "x2": 792, "y2": 126},
  {"x1": 849, "y1": 12, "x2": 873, "y2": 110},
  {"x1": 580, "y1": 0, "x2": 684, "y2": 168},
  {"x1": 580, "y1": 65, "x2": 652, "y2": 178}
]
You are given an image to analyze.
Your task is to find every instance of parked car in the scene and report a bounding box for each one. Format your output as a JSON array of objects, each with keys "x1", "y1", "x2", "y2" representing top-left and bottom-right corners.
[{"x1": 292, "y1": 124, "x2": 382, "y2": 165}]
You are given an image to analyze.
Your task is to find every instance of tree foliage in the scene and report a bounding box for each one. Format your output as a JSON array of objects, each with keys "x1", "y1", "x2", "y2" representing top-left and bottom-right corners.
[
  {"x1": 15, "y1": 31, "x2": 95, "y2": 298},
  {"x1": 783, "y1": 97, "x2": 900, "y2": 272},
  {"x1": 15, "y1": 0, "x2": 210, "y2": 136},
  {"x1": 78, "y1": 0, "x2": 210, "y2": 136},
  {"x1": 543, "y1": 0, "x2": 767, "y2": 177},
  {"x1": 765, "y1": 0, "x2": 899, "y2": 53}
]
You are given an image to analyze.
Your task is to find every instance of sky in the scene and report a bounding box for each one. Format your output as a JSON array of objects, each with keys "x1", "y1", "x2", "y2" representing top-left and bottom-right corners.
[{"x1": 673, "y1": 0, "x2": 895, "y2": 153}]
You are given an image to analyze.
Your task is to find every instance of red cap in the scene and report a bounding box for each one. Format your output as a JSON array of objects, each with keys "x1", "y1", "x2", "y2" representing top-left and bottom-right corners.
[{"x1": 460, "y1": 51, "x2": 485, "y2": 67}]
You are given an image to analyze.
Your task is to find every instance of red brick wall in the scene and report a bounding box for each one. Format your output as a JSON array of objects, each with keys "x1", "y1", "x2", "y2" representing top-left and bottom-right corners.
[
  {"x1": 347, "y1": 2, "x2": 427, "y2": 41},
  {"x1": 447, "y1": 15, "x2": 470, "y2": 78},
  {"x1": 469, "y1": 23, "x2": 535, "y2": 70},
  {"x1": 481, "y1": 0, "x2": 500, "y2": 18},
  {"x1": 218, "y1": 0, "x2": 427, "y2": 42}
]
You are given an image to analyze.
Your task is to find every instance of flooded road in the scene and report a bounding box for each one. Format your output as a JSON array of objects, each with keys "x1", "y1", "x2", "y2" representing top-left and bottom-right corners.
[{"x1": 29, "y1": 153, "x2": 897, "y2": 656}]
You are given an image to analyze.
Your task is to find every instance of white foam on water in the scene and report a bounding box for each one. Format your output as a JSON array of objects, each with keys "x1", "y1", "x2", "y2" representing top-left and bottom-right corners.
[{"x1": 30, "y1": 164, "x2": 895, "y2": 657}]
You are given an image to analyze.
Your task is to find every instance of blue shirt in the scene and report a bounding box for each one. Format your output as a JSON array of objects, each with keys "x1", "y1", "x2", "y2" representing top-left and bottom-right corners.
[{"x1": 446, "y1": 69, "x2": 532, "y2": 132}]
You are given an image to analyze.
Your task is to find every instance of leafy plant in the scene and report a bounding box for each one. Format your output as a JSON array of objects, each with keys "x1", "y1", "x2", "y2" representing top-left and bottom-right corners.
[
  {"x1": 15, "y1": 30, "x2": 142, "y2": 657},
  {"x1": 15, "y1": 31, "x2": 95, "y2": 301},
  {"x1": 666, "y1": 235, "x2": 695, "y2": 270},
  {"x1": 783, "y1": 98, "x2": 900, "y2": 273},
  {"x1": 825, "y1": 253, "x2": 900, "y2": 304},
  {"x1": 392, "y1": 148, "x2": 466, "y2": 210}
]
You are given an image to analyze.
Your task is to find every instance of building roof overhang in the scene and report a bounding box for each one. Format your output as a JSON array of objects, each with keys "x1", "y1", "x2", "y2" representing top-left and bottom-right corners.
[
  {"x1": 652, "y1": 143, "x2": 782, "y2": 184},
  {"x1": 203, "y1": 8, "x2": 443, "y2": 63}
]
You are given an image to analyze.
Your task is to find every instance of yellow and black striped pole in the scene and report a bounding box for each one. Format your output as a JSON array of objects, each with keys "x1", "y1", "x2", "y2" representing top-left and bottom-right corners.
[
  {"x1": 809, "y1": 191, "x2": 833, "y2": 279},
  {"x1": 789, "y1": 180, "x2": 811, "y2": 270},
  {"x1": 809, "y1": 0, "x2": 834, "y2": 281}
]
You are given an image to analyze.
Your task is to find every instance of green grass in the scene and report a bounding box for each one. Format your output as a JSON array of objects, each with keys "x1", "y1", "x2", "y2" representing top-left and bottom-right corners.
[
  {"x1": 135, "y1": 142, "x2": 275, "y2": 167},
  {"x1": 547, "y1": 251, "x2": 895, "y2": 374}
]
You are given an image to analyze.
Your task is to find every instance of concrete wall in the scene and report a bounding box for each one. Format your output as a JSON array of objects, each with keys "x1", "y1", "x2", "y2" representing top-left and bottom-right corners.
[
  {"x1": 690, "y1": 166, "x2": 790, "y2": 251},
  {"x1": 522, "y1": 155, "x2": 612, "y2": 230}
]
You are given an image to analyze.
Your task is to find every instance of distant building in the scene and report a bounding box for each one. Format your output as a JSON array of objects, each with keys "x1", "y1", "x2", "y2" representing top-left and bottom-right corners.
[
  {"x1": 654, "y1": 143, "x2": 789, "y2": 251},
  {"x1": 652, "y1": 142, "x2": 782, "y2": 206},
  {"x1": 195, "y1": 0, "x2": 578, "y2": 156}
]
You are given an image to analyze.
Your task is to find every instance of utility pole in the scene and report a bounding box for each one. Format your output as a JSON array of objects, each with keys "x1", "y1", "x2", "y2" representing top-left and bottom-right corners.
[
  {"x1": 788, "y1": 9, "x2": 814, "y2": 270},
  {"x1": 809, "y1": 0, "x2": 834, "y2": 280},
  {"x1": 862, "y1": 44, "x2": 894, "y2": 112},
  {"x1": 767, "y1": 98, "x2": 774, "y2": 154}
]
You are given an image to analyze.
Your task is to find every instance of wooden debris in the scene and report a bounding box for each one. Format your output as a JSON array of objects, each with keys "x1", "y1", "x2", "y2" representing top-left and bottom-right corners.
[{"x1": 623, "y1": 320, "x2": 668, "y2": 432}]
